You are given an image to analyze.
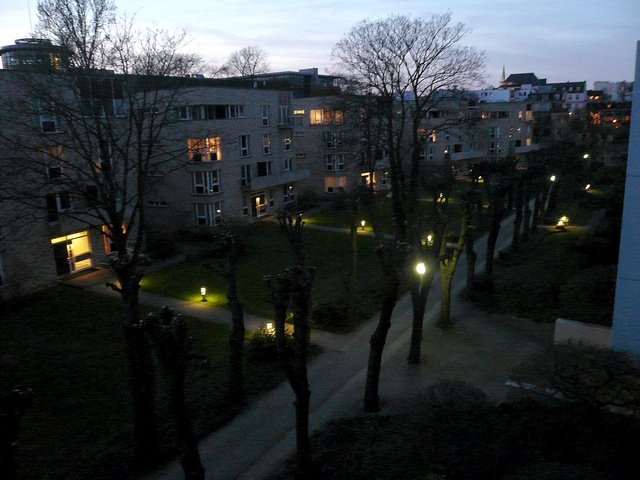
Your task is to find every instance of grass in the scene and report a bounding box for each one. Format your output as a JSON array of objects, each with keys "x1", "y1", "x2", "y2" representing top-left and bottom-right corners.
[
  {"x1": 142, "y1": 222, "x2": 385, "y2": 327},
  {"x1": 0, "y1": 285, "x2": 284, "y2": 480}
]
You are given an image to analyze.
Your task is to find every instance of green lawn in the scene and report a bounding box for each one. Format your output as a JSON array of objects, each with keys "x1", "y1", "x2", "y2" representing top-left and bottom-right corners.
[
  {"x1": 0, "y1": 286, "x2": 284, "y2": 480},
  {"x1": 142, "y1": 222, "x2": 386, "y2": 328}
]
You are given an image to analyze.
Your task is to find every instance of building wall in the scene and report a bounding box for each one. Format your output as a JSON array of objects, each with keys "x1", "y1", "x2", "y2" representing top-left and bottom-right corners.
[{"x1": 612, "y1": 41, "x2": 640, "y2": 354}]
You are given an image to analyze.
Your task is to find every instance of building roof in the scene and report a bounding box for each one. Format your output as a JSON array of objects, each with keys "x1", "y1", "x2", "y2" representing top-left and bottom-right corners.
[{"x1": 501, "y1": 73, "x2": 546, "y2": 87}]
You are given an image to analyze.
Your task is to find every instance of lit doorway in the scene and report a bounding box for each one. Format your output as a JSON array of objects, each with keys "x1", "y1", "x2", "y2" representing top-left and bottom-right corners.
[
  {"x1": 251, "y1": 192, "x2": 267, "y2": 217},
  {"x1": 50, "y1": 231, "x2": 93, "y2": 276}
]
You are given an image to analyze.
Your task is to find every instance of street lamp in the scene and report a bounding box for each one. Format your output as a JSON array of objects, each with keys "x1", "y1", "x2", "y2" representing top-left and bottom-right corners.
[
  {"x1": 416, "y1": 262, "x2": 426, "y2": 276},
  {"x1": 200, "y1": 286, "x2": 207, "y2": 302},
  {"x1": 360, "y1": 219, "x2": 366, "y2": 231}
]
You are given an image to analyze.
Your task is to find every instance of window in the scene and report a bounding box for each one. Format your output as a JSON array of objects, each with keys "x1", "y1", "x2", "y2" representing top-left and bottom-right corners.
[
  {"x1": 187, "y1": 137, "x2": 222, "y2": 162},
  {"x1": 310, "y1": 108, "x2": 344, "y2": 125},
  {"x1": 147, "y1": 200, "x2": 167, "y2": 207},
  {"x1": 226, "y1": 104, "x2": 245, "y2": 118},
  {"x1": 489, "y1": 141, "x2": 502, "y2": 154},
  {"x1": 325, "y1": 175, "x2": 346, "y2": 193},
  {"x1": 40, "y1": 103, "x2": 58, "y2": 132},
  {"x1": 256, "y1": 161, "x2": 272, "y2": 177},
  {"x1": 284, "y1": 134, "x2": 292, "y2": 151},
  {"x1": 46, "y1": 192, "x2": 72, "y2": 222},
  {"x1": 179, "y1": 104, "x2": 244, "y2": 120},
  {"x1": 284, "y1": 157, "x2": 293, "y2": 172},
  {"x1": 261, "y1": 105, "x2": 271, "y2": 126},
  {"x1": 278, "y1": 105, "x2": 290, "y2": 125},
  {"x1": 79, "y1": 77, "x2": 125, "y2": 117},
  {"x1": 241, "y1": 164, "x2": 251, "y2": 186},
  {"x1": 44, "y1": 145, "x2": 64, "y2": 178},
  {"x1": 194, "y1": 202, "x2": 223, "y2": 226},
  {"x1": 323, "y1": 131, "x2": 344, "y2": 148},
  {"x1": 283, "y1": 183, "x2": 295, "y2": 203},
  {"x1": 325, "y1": 153, "x2": 345, "y2": 171},
  {"x1": 262, "y1": 133, "x2": 272, "y2": 154},
  {"x1": 428, "y1": 131, "x2": 437, "y2": 143},
  {"x1": 428, "y1": 146, "x2": 435, "y2": 161},
  {"x1": 192, "y1": 170, "x2": 221, "y2": 194},
  {"x1": 489, "y1": 126, "x2": 500, "y2": 138},
  {"x1": 240, "y1": 135, "x2": 250, "y2": 157}
]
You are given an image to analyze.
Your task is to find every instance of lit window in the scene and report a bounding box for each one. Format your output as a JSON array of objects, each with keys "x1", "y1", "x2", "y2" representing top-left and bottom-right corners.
[
  {"x1": 325, "y1": 175, "x2": 346, "y2": 193},
  {"x1": 187, "y1": 137, "x2": 222, "y2": 161},
  {"x1": 310, "y1": 108, "x2": 344, "y2": 125}
]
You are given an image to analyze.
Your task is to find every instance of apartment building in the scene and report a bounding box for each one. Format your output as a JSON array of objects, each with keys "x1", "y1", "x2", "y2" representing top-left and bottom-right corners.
[{"x1": 145, "y1": 86, "x2": 310, "y2": 235}]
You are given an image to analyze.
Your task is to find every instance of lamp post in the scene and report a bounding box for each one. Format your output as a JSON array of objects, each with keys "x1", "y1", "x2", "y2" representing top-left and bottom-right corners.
[
  {"x1": 416, "y1": 261, "x2": 426, "y2": 279},
  {"x1": 200, "y1": 286, "x2": 207, "y2": 302},
  {"x1": 360, "y1": 219, "x2": 366, "y2": 231},
  {"x1": 544, "y1": 174, "x2": 556, "y2": 212}
]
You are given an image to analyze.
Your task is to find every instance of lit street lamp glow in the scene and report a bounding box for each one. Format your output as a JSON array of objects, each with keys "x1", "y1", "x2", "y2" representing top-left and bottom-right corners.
[
  {"x1": 200, "y1": 286, "x2": 207, "y2": 302},
  {"x1": 550, "y1": 175, "x2": 556, "y2": 182},
  {"x1": 360, "y1": 219, "x2": 366, "y2": 230},
  {"x1": 416, "y1": 262, "x2": 426, "y2": 276}
]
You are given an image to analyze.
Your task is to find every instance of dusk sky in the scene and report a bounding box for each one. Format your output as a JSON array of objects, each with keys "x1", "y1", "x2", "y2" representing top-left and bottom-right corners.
[{"x1": 1, "y1": 0, "x2": 638, "y2": 88}]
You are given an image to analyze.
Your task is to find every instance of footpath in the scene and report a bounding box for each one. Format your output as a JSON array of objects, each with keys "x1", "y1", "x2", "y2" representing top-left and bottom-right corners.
[{"x1": 63, "y1": 213, "x2": 554, "y2": 480}]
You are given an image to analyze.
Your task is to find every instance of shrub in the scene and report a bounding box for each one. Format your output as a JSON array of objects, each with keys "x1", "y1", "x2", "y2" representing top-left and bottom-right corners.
[
  {"x1": 311, "y1": 300, "x2": 351, "y2": 332},
  {"x1": 247, "y1": 324, "x2": 294, "y2": 362}
]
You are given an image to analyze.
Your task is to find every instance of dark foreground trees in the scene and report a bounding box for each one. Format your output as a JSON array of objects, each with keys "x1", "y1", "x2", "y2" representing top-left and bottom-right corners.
[{"x1": 0, "y1": 0, "x2": 200, "y2": 466}]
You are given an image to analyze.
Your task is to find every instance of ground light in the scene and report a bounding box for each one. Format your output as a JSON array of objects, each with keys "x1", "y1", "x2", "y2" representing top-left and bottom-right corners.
[
  {"x1": 416, "y1": 262, "x2": 426, "y2": 276},
  {"x1": 360, "y1": 219, "x2": 366, "y2": 230},
  {"x1": 200, "y1": 286, "x2": 207, "y2": 302},
  {"x1": 585, "y1": 183, "x2": 591, "y2": 191}
]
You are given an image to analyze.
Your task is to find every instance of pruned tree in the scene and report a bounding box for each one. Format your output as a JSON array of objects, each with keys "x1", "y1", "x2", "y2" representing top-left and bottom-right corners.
[
  {"x1": 264, "y1": 212, "x2": 315, "y2": 477},
  {"x1": 0, "y1": 388, "x2": 33, "y2": 480},
  {"x1": 222, "y1": 46, "x2": 269, "y2": 78},
  {"x1": 141, "y1": 307, "x2": 205, "y2": 480},
  {"x1": 203, "y1": 229, "x2": 246, "y2": 406},
  {"x1": 438, "y1": 187, "x2": 479, "y2": 328},
  {"x1": 0, "y1": 0, "x2": 201, "y2": 466},
  {"x1": 333, "y1": 13, "x2": 485, "y2": 383}
]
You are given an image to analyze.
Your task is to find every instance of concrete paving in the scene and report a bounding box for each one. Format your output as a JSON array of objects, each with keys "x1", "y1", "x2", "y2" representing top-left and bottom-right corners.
[{"x1": 64, "y1": 212, "x2": 554, "y2": 480}]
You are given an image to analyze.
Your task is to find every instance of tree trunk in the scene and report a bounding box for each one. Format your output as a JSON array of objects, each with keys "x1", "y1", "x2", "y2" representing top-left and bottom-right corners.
[
  {"x1": 170, "y1": 373, "x2": 204, "y2": 480},
  {"x1": 531, "y1": 190, "x2": 542, "y2": 233},
  {"x1": 226, "y1": 260, "x2": 245, "y2": 406},
  {"x1": 364, "y1": 257, "x2": 400, "y2": 412},
  {"x1": 407, "y1": 277, "x2": 431, "y2": 364},
  {"x1": 116, "y1": 266, "x2": 157, "y2": 468},
  {"x1": 485, "y1": 196, "x2": 505, "y2": 277},
  {"x1": 522, "y1": 177, "x2": 532, "y2": 242},
  {"x1": 439, "y1": 274, "x2": 454, "y2": 328},
  {"x1": 512, "y1": 176, "x2": 524, "y2": 252},
  {"x1": 347, "y1": 221, "x2": 358, "y2": 326},
  {"x1": 465, "y1": 230, "x2": 477, "y2": 290}
]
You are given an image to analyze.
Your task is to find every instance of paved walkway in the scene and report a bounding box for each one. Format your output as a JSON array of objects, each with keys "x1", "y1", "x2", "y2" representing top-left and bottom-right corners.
[{"x1": 63, "y1": 211, "x2": 554, "y2": 480}]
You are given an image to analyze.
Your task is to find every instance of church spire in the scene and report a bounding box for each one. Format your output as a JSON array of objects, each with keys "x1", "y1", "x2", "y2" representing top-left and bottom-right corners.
[{"x1": 500, "y1": 65, "x2": 506, "y2": 85}]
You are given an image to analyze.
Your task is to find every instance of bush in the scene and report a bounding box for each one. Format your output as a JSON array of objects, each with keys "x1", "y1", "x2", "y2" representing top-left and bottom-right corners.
[
  {"x1": 145, "y1": 230, "x2": 178, "y2": 259},
  {"x1": 247, "y1": 324, "x2": 294, "y2": 362},
  {"x1": 311, "y1": 300, "x2": 351, "y2": 332}
]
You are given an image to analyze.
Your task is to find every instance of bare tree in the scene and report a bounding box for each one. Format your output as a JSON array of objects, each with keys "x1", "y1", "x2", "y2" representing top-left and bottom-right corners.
[
  {"x1": 264, "y1": 213, "x2": 315, "y2": 477},
  {"x1": 203, "y1": 229, "x2": 246, "y2": 406},
  {"x1": 332, "y1": 13, "x2": 485, "y2": 408},
  {"x1": 141, "y1": 307, "x2": 205, "y2": 480},
  {"x1": 0, "y1": 0, "x2": 200, "y2": 466},
  {"x1": 222, "y1": 46, "x2": 269, "y2": 78}
]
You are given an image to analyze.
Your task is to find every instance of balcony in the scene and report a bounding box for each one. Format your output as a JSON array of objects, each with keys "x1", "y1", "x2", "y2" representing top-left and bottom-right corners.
[
  {"x1": 451, "y1": 150, "x2": 485, "y2": 162},
  {"x1": 240, "y1": 168, "x2": 310, "y2": 192},
  {"x1": 514, "y1": 143, "x2": 540, "y2": 154}
]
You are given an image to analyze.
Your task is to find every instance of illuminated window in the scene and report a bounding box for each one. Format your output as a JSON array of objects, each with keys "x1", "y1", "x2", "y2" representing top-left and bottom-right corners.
[
  {"x1": 283, "y1": 183, "x2": 295, "y2": 203},
  {"x1": 325, "y1": 175, "x2": 346, "y2": 193},
  {"x1": 310, "y1": 108, "x2": 344, "y2": 125},
  {"x1": 293, "y1": 109, "x2": 305, "y2": 115},
  {"x1": 187, "y1": 137, "x2": 222, "y2": 161}
]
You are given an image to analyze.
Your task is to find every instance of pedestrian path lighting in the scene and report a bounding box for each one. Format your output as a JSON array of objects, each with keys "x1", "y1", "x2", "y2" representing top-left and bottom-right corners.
[
  {"x1": 550, "y1": 175, "x2": 556, "y2": 182},
  {"x1": 556, "y1": 215, "x2": 569, "y2": 230},
  {"x1": 416, "y1": 261, "x2": 427, "y2": 277},
  {"x1": 585, "y1": 183, "x2": 591, "y2": 191},
  {"x1": 360, "y1": 219, "x2": 366, "y2": 230},
  {"x1": 265, "y1": 322, "x2": 275, "y2": 334},
  {"x1": 200, "y1": 286, "x2": 207, "y2": 302}
]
